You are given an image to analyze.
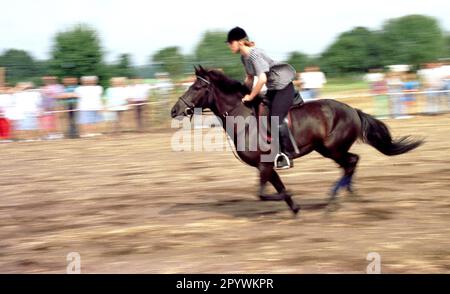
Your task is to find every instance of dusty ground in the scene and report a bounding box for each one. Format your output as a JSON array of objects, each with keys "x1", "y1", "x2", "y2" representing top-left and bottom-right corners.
[{"x1": 0, "y1": 113, "x2": 449, "y2": 273}]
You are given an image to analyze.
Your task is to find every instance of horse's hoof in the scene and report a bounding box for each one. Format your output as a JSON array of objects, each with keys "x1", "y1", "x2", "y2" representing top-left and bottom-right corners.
[
  {"x1": 347, "y1": 185, "x2": 355, "y2": 194},
  {"x1": 291, "y1": 206, "x2": 301, "y2": 215},
  {"x1": 327, "y1": 193, "x2": 339, "y2": 205},
  {"x1": 329, "y1": 191, "x2": 338, "y2": 200},
  {"x1": 259, "y1": 195, "x2": 270, "y2": 201}
]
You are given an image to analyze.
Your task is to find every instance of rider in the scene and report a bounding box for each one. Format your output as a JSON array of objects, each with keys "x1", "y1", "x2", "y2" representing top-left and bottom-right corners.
[{"x1": 226, "y1": 26, "x2": 297, "y2": 169}]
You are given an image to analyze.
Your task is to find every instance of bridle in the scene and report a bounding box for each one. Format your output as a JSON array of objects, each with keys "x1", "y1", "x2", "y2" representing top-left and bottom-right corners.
[
  {"x1": 179, "y1": 76, "x2": 211, "y2": 120},
  {"x1": 179, "y1": 75, "x2": 247, "y2": 120},
  {"x1": 179, "y1": 96, "x2": 196, "y2": 117}
]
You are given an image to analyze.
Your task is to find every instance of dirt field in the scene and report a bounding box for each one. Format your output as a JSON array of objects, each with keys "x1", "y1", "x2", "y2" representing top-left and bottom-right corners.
[{"x1": 0, "y1": 113, "x2": 449, "y2": 273}]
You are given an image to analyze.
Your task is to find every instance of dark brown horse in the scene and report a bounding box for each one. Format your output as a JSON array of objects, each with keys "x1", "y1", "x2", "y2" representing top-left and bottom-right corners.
[{"x1": 171, "y1": 66, "x2": 423, "y2": 214}]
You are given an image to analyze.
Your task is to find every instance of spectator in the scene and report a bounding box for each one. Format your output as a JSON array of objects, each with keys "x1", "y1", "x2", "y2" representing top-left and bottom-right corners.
[
  {"x1": 0, "y1": 110, "x2": 10, "y2": 140},
  {"x1": 438, "y1": 61, "x2": 450, "y2": 111},
  {"x1": 372, "y1": 74, "x2": 389, "y2": 119},
  {"x1": 128, "y1": 78, "x2": 151, "y2": 132},
  {"x1": 2, "y1": 86, "x2": 20, "y2": 140},
  {"x1": 0, "y1": 87, "x2": 12, "y2": 140},
  {"x1": 386, "y1": 71, "x2": 403, "y2": 118},
  {"x1": 60, "y1": 77, "x2": 80, "y2": 138},
  {"x1": 75, "y1": 76, "x2": 104, "y2": 137},
  {"x1": 154, "y1": 73, "x2": 174, "y2": 123},
  {"x1": 400, "y1": 72, "x2": 420, "y2": 119},
  {"x1": 105, "y1": 77, "x2": 129, "y2": 134},
  {"x1": 300, "y1": 66, "x2": 327, "y2": 100},
  {"x1": 365, "y1": 69, "x2": 388, "y2": 118},
  {"x1": 365, "y1": 68, "x2": 385, "y2": 90},
  {"x1": 41, "y1": 76, "x2": 64, "y2": 140},
  {"x1": 13, "y1": 82, "x2": 42, "y2": 140},
  {"x1": 418, "y1": 63, "x2": 442, "y2": 115}
]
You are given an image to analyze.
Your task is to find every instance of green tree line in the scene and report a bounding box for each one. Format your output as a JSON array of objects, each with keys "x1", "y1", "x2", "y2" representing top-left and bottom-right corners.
[{"x1": 1, "y1": 14, "x2": 448, "y2": 85}]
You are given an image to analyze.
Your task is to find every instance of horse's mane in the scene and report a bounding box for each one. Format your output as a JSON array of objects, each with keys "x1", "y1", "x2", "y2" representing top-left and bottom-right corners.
[{"x1": 207, "y1": 69, "x2": 251, "y2": 96}]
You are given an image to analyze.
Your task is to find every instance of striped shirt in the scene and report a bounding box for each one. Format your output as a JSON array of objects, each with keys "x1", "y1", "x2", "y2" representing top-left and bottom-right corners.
[{"x1": 241, "y1": 48, "x2": 296, "y2": 90}]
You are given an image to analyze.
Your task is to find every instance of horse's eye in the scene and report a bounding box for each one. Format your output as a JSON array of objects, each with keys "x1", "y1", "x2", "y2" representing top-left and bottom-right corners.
[{"x1": 193, "y1": 85, "x2": 203, "y2": 90}]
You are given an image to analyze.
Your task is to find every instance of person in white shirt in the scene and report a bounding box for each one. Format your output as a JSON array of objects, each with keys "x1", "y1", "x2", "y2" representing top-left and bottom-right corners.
[
  {"x1": 300, "y1": 66, "x2": 327, "y2": 100},
  {"x1": 13, "y1": 83, "x2": 42, "y2": 140},
  {"x1": 75, "y1": 76, "x2": 104, "y2": 137},
  {"x1": 437, "y1": 62, "x2": 450, "y2": 110},
  {"x1": 418, "y1": 63, "x2": 443, "y2": 114},
  {"x1": 128, "y1": 78, "x2": 151, "y2": 132},
  {"x1": 154, "y1": 73, "x2": 174, "y2": 125},
  {"x1": 105, "y1": 77, "x2": 129, "y2": 134},
  {"x1": 386, "y1": 71, "x2": 403, "y2": 118}
]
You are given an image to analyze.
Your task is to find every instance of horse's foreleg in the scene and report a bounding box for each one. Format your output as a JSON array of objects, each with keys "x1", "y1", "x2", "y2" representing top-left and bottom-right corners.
[
  {"x1": 281, "y1": 190, "x2": 300, "y2": 215},
  {"x1": 258, "y1": 163, "x2": 284, "y2": 201},
  {"x1": 258, "y1": 163, "x2": 300, "y2": 214},
  {"x1": 268, "y1": 167, "x2": 300, "y2": 214}
]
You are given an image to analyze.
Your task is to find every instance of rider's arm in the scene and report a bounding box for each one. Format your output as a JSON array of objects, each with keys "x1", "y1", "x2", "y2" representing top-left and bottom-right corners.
[
  {"x1": 244, "y1": 74, "x2": 254, "y2": 90},
  {"x1": 248, "y1": 73, "x2": 267, "y2": 100}
]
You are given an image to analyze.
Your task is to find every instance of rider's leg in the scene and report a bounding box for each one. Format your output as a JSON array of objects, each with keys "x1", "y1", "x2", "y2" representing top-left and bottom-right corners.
[{"x1": 268, "y1": 83, "x2": 295, "y2": 169}]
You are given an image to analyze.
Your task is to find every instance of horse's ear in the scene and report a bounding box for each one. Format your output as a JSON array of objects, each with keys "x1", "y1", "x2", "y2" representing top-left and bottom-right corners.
[
  {"x1": 194, "y1": 65, "x2": 199, "y2": 74},
  {"x1": 198, "y1": 65, "x2": 206, "y2": 74}
]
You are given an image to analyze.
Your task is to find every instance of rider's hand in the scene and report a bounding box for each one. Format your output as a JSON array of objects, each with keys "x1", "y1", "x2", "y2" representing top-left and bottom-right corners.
[{"x1": 242, "y1": 95, "x2": 253, "y2": 103}]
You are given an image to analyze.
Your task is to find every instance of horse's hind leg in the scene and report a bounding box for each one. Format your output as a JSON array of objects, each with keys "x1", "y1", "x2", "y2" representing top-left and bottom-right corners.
[
  {"x1": 316, "y1": 144, "x2": 360, "y2": 199},
  {"x1": 342, "y1": 153, "x2": 360, "y2": 194},
  {"x1": 331, "y1": 152, "x2": 360, "y2": 197}
]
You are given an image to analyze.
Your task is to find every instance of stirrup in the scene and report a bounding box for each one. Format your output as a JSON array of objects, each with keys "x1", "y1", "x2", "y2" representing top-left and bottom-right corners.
[{"x1": 275, "y1": 153, "x2": 293, "y2": 170}]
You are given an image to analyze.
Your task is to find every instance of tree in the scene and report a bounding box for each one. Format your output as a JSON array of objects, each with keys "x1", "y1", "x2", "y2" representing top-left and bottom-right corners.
[
  {"x1": 380, "y1": 15, "x2": 445, "y2": 66},
  {"x1": 151, "y1": 47, "x2": 185, "y2": 78},
  {"x1": 319, "y1": 27, "x2": 383, "y2": 75},
  {"x1": 286, "y1": 51, "x2": 312, "y2": 72},
  {"x1": 446, "y1": 34, "x2": 450, "y2": 58},
  {"x1": 35, "y1": 60, "x2": 51, "y2": 77},
  {"x1": 195, "y1": 31, "x2": 244, "y2": 80},
  {"x1": 115, "y1": 53, "x2": 135, "y2": 78},
  {"x1": 50, "y1": 24, "x2": 104, "y2": 79},
  {"x1": 0, "y1": 49, "x2": 37, "y2": 84}
]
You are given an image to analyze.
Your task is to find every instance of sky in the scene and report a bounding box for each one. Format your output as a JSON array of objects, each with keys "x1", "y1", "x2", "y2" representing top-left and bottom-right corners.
[{"x1": 1, "y1": 0, "x2": 449, "y2": 65}]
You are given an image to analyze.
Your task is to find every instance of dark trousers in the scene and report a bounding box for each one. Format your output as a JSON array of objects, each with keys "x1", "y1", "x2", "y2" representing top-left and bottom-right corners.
[
  {"x1": 266, "y1": 83, "x2": 295, "y2": 156},
  {"x1": 266, "y1": 83, "x2": 295, "y2": 125},
  {"x1": 67, "y1": 101, "x2": 79, "y2": 138},
  {"x1": 135, "y1": 104, "x2": 145, "y2": 131}
]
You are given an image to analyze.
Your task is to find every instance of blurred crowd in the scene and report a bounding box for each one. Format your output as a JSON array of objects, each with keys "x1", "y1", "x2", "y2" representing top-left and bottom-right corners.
[
  {"x1": 365, "y1": 62, "x2": 450, "y2": 119},
  {"x1": 0, "y1": 74, "x2": 175, "y2": 141},
  {"x1": 1, "y1": 62, "x2": 450, "y2": 143}
]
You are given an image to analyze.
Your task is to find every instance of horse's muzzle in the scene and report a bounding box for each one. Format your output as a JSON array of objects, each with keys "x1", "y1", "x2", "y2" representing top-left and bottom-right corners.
[{"x1": 171, "y1": 107, "x2": 178, "y2": 118}]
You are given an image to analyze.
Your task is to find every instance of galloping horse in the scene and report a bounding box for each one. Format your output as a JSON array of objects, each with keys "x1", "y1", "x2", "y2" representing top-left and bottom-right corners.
[{"x1": 171, "y1": 66, "x2": 423, "y2": 214}]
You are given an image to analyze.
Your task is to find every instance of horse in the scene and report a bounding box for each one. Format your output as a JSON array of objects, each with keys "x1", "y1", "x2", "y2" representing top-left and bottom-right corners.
[{"x1": 170, "y1": 66, "x2": 423, "y2": 215}]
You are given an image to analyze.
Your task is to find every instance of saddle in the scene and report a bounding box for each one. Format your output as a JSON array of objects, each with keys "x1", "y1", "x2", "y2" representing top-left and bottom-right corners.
[
  {"x1": 253, "y1": 92, "x2": 303, "y2": 154},
  {"x1": 255, "y1": 91, "x2": 305, "y2": 125},
  {"x1": 291, "y1": 91, "x2": 305, "y2": 108}
]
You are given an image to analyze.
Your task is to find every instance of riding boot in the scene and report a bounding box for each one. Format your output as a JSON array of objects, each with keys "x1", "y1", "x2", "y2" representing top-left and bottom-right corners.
[{"x1": 275, "y1": 121, "x2": 296, "y2": 170}]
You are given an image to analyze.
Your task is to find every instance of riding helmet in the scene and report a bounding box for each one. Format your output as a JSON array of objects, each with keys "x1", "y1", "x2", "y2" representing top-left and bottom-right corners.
[{"x1": 226, "y1": 27, "x2": 248, "y2": 43}]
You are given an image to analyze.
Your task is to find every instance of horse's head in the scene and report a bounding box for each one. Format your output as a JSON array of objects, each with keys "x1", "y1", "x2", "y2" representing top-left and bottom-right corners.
[{"x1": 171, "y1": 66, "x2": 214, "y2": 119}]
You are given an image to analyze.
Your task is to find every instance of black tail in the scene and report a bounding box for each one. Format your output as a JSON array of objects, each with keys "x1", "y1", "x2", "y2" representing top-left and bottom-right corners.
[{"x1": 356, "y1": 109, "x2": 424, "y2": 156}]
